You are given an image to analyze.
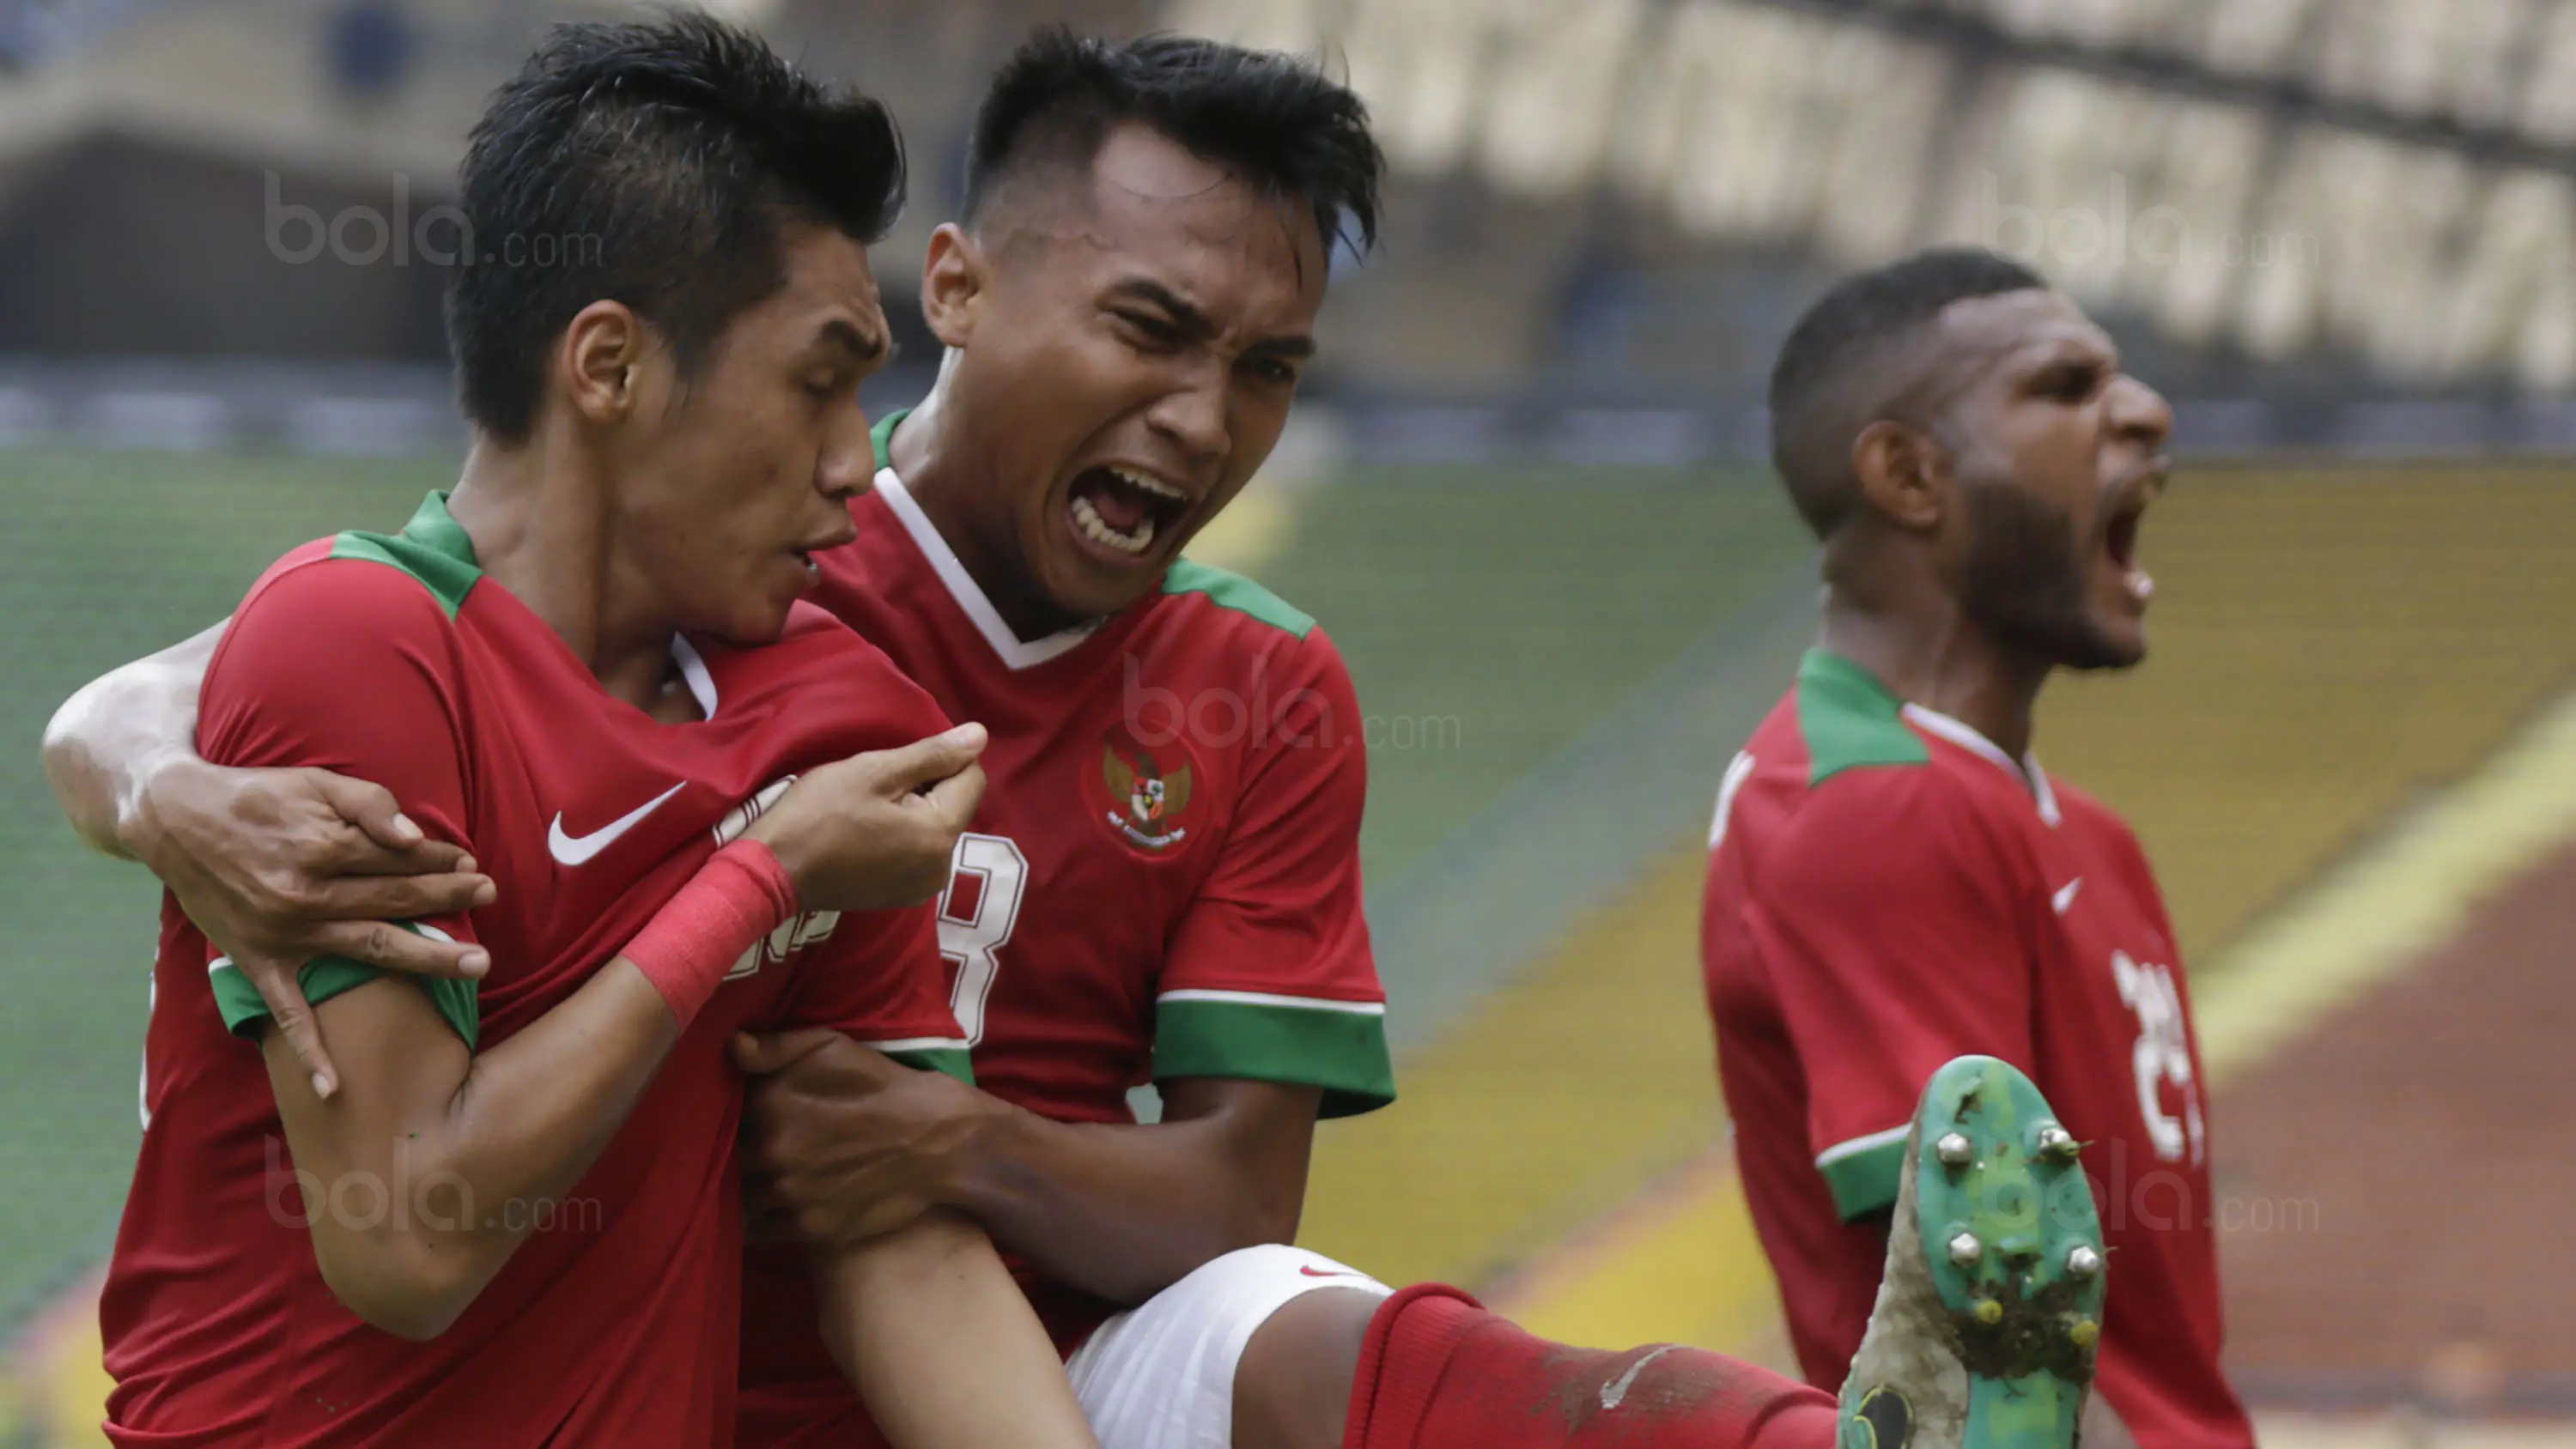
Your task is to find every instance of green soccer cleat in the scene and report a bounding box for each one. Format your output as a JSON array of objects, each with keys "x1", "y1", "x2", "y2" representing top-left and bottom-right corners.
[{"x1": 1836, "y1": 1055, "x2": 2107, "y2": 1449}]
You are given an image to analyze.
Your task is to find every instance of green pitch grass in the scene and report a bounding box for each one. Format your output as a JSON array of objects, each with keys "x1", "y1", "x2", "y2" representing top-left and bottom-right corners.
[{"x1": 0, "y1": 447, "x2": 1808, "y2": 1328}]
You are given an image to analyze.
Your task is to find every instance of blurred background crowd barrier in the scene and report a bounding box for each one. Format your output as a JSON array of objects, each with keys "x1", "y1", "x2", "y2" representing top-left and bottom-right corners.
[{"x1": 5, "y1": 1, "x2": 2575, "y2": 1445}]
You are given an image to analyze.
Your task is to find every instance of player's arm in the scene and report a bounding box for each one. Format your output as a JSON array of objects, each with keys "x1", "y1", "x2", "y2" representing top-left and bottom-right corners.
[
  {"x1": 738, "y1": 1034, "x2": 1325, "y2": 1304},
  {"x1": 41, "y1": 615, "x2": 494, "y2": 1097},
  {"x1": 264, "y1": 945, "x2": 681, "y2": 1338},
  {"x1": 43, "y1": 619, "x2": 222, "y2": 859},
  {"x1": 1750, "y1": 769, "x2": 2037, "y2": 1224},
  {"x1": 738, "y1": 630, "x2": 1389, "y2": 1305},
  {"x1": 269, "y1": 737, "x2": 986, "y2": 1341},
  {"x1": 810, "y1": 1213, "x2": 1098, "y2": 1449}
]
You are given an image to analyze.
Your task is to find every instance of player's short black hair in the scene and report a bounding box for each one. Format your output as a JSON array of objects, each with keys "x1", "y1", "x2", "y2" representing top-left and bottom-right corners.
[
  {"x1": 960, "y1": 27, "x2": 1383, "y2": 256},
  {"x1": 446, "y1": 13, "x2": 906, "y2": 442},
  {"x1": 1768, "y1": 247, "x2": 2048, "y2": 539}
]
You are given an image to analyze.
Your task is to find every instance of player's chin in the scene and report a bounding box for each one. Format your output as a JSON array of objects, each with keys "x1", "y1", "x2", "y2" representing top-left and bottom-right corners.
[
  {"x1": 2063, "y1": 612, "x2": 2148, "y2": 673},
  {"x1": 1041, "y1": 534, "x2": 1168, "y2": 619},
  {"x1": 710, "y1": 578, "x2": 804, "y2": 648}
]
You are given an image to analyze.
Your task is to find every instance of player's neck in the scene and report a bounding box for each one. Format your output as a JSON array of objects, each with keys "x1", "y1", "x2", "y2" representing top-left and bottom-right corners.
[
  {"x1": 450, "y1": 440, "x2": 696, "y2": 718},
  {"x1": 889, "y1": 387, "x2": 1099, "y2": 643},
  {"x1": 1820, "y1": 593, "x2": 2048, "y2": 761}
]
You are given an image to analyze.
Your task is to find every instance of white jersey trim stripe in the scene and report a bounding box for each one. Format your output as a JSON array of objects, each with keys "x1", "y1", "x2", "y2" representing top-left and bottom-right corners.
[
  {"x1": 1899, "y1": 703, "x2": 2063, "y2": 827},
  {"x1": 862, "y1": 1036, "x2": 974, "y2": 1054},
  {"x1": 873, "y1": 466, "x2": 1100, "y2": 672},
  {"x1": 1157, "y1": 989, "x2": 1388, "y2": 1016},
  {"x1": 1814, "y1": 1121, "x2": 1911, "y2": 1169}
]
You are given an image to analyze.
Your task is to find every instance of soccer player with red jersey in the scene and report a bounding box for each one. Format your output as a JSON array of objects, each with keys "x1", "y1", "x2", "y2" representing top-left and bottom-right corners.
[
  {"x1": 1702, "y1": 249, "x2": 2257, "y2": 1449},
  {"x1": 52, "y1": 18, "x2": 1100, "y2": 1449},
  {"x1": 47, "y1": 33, "x2": 2104, "y2": 1449}
]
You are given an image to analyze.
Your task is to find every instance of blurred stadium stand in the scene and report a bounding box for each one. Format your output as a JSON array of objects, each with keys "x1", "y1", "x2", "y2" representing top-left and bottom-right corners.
[{"x1": 13, "y1": 0, "x2": 2576, "y2": 450}]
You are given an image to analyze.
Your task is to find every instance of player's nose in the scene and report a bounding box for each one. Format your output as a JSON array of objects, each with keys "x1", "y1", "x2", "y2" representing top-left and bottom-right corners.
[
  {"x1": 2105, "y1": 373, "x2": 2173, "y2": 457},
  {"x1": 1144, "y1": 369, "x2": 1230, "y2": 476},
  {"x1": 816, "y1": 407, "x2": 874, "y2": 502}
]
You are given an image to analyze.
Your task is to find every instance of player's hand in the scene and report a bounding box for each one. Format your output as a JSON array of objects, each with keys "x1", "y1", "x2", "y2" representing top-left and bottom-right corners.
[
  {"x1": 744, "y1": 724, "x2": 987, "y2": 912},
  {"x1": 128, "y1": 756, "x2": 495, "y2": 1099},
  {"x1": 732, "y1": 1028, "x2": 1005, "y2": 1247}
]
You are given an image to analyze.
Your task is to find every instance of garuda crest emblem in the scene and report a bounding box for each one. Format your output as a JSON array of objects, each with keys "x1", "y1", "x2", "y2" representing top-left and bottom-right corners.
[{"x1": 1097, "y1": 738, "x2": 1197, "y2": 853}]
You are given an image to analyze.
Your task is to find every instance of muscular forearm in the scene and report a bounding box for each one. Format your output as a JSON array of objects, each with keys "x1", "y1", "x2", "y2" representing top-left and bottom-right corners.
[
  {"x1": 818, "y1": 1213, "x2": 1097, "y2": 1449},
  {"x1": 41, "y1": 621, "x2": 224, "y2": 857},
  {"x1": 950, "y1": 1084, "x2": 1316, "y2": 1305},
  {"x1": 270, "y1": 960, "x2": 680, "y2": 1337}
]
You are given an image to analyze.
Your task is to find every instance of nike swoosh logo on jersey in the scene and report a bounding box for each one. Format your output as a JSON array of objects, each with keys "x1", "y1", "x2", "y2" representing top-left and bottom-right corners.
[
  {"x1": 549, "y1": 783, "x2": 687, "y2": 866},
  {"x1": 1298, "y1": 1265, "x2": 1360, "y2": 1278},
  {"x1": 2052, "y1": 877, "x2": 2084, "y2": 914}
]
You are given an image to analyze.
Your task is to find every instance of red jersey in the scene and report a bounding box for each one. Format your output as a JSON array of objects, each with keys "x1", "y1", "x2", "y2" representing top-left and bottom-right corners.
[
  {"x1": 737, "y1": 411, "x2": 1393, "y2": 1446},
  {"x1": 103, "y1": 494, "x2": 969, "y2": 1448},
  {"x1": 1702, "y1": 650, "x2": 2252, "y2": 1449}
]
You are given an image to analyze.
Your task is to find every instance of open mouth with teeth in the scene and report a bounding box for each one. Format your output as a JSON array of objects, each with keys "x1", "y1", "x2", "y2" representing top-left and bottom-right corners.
[
  {"x1": 2100, "y1": 487, "x2": 2154, "y2": 603},
  {"x1": 1067, "y1": 465, "x2": 1190, "y2": 561}
]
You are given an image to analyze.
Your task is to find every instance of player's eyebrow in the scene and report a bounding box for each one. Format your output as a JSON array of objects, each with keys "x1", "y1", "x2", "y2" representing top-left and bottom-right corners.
[
  {"x1": 814, "y1": 316, "x2": 892, "y2": 366},
  {"x1": 1106, "y1": 277, "x2": 1216, "y2": 336},
  {"x1": 1105, "y1": 277, "x2": 1314, "y2": 360},
  {"x1": 1246, "y1": 332, "x2": 1315, "y2": 362}
]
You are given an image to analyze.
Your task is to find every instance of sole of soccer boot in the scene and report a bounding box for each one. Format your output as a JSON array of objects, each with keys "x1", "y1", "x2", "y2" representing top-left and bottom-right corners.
[{"x1": 1837, "y1": 1055, "x2": 2107, "y2": 1449}]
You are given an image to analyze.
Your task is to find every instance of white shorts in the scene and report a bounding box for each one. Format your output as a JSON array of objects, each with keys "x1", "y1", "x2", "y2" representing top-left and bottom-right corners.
[{"x1": 1066, "y1": 1244, "x2": 1394, "y2": 1449}]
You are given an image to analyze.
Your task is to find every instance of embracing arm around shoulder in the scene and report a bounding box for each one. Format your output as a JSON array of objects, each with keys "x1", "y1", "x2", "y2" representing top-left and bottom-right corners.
[
  {"x1": 43, "y1": 614, "x2": 494, "y2": 1097},
  {"x1": 42, "y1": 621, "x2": 223, "y2": 859}
]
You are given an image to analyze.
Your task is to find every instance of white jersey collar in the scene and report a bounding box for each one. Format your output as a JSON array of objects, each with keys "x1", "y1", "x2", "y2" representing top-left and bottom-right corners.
[
  {"x1": 872, "y1": 465, "x2": 1101, "y2": 671},
  {"x1": 670, "y1": 634, "x2": 720, "y2": 718},
  {"x1": 1899, "y1": 702, "x2": 2062, "y2": 827}
]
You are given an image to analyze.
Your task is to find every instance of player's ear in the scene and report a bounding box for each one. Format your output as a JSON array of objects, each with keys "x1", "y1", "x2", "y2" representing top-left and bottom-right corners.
[
  {"x1": 559, "y1": 300, "x2": 649, "y2": 427},
  {"x1": 920, "y1": 223, "x2": 987, "y2": 350},
  {"x1": 1850, "y1": 419, "x2": 1945, "y2": 533}
]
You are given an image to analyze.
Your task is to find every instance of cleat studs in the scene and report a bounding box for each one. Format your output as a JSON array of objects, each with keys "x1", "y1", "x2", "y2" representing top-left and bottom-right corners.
[
  {"x1": 2033, "y1": 1123, "x2": 2080, "y2": 1162},
  {"x1": 1935, "y1": 1132, "x2": 1975, "y2": 1167},
  {"x1": 1947, "y1": 1232, "x2": 1984, "y2": 1267},
  {"x1": 2066, "y1": 1318, "x2": 2100, "y2": 1349},
  {"x1": 1972, "y1": 1297, "x2": 2005, "y2": 1327},
  {"x1": 2065, "y1": 1244, "x2": 2104, "y2": 1280}
]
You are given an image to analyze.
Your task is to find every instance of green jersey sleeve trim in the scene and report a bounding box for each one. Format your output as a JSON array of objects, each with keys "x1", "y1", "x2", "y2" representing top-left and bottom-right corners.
[
  {"x1": 1159, "y1": 560, "x2": 1315, "y2": 640},
  {"x1": 1816, "y1": 1122, "x2": 1910, "y2": 1221},
  {"x1": 211, "y1": 923, "x2": 480, "y2": 1050},
  {"x1": 1796, "y1": 649, "x2": 1929, "y2": 787},
  {"x1": 1151, "y1": 991, "x2": 1394, "y2": 1118},
  {"x1": 871, "y1": 409, "x2": 908, "y2": 475},
  {"x1": 328, "y1": 492, "x2": 483, "y2": 619},
  {"x1": 867, "y1": 1038, "x2": 975, "y2": 1085}
]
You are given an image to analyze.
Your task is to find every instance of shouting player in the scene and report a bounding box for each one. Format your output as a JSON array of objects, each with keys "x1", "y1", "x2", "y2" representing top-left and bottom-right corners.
[
  {"x1": 46, "y1": 32, "x2": 2104, "y2": 1449},
  {"x1": 1702, "y1": 249, "x2": 2257, "y2": 1448},
  {"x1": 51, "y1": 18, "x2": 1098, "y2": 1449}
]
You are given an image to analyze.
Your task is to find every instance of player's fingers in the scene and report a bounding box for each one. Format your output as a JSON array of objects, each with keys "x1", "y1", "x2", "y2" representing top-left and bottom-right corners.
[
  {"x1": 304, "y1": 871, "x2": 496, "y2": 926},
  {"x1": 862, "y1": 724, "x2": 989, "y2": 794},
  {"x1": 309, "y1": 919, "x2": 491, "y2": 980},
  {"x1": 337, "y1": 840, "x2": 473, "y2": 877},
  {"x1": 917, "y1": 759, "x2": 988, "y2": 835},
  {"x1": 246, "y1": 960, "x2": 339, "y2": 1099},
  {"x1": 307, "y1": 772, "x2": 431, "y2": 855},
  {"x1": 730, "y1": 1028, "x2": 846, "y2": 1076}
]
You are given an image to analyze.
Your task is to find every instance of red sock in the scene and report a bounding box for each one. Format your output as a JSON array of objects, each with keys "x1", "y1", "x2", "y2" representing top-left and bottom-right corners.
[{"x1": 1343, "y1": 1284, "x2": 1839, "y2": 1449}]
